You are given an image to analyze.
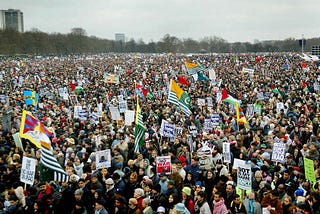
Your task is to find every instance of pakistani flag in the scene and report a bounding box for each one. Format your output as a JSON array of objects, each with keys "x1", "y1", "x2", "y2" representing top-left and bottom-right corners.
[
  {"x1": 168, "y1": 79, "x2": 192, "y2": 116},
  {"x1": 134, "y1": 98, "x2": 146, "y2": 153}
]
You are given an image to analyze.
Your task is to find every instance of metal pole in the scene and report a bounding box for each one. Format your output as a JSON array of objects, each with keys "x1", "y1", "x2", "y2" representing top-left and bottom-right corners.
[{"x1": 302, "y1": 34, "x2": 304, "y2": 53}]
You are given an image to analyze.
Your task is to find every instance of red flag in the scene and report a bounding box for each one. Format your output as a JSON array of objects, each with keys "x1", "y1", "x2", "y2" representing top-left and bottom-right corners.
[
  {"x1": 70, "y1": 82, "x2": 75, "y2": 92},
  {"x1": 221, "y1": 88, "x2": 229, "y2": 100},
  {"x1": 135, "y1": 83, "x2": 142, "y2": 90},
  {"x1": 178, "y1": 76, "x2": 190, "y2": 86},
  {"x1": 255, "y1": 57, "x2": 262, "y2": 62},
  {"x1": 301, "y1": 63, "x2": 307, "y2": 68},
  {"x1": 141, "y1": 88, "x2": 148, "y2": 99}
]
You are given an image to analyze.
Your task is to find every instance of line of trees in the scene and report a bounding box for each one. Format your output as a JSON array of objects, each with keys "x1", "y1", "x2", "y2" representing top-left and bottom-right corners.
[{"x1": 0, "y1": 28, "x2": 319, "y2": 55}]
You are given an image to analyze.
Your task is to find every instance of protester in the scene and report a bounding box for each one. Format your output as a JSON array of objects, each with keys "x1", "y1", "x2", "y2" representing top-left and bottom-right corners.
[{"x1": 0, "y1": 53, "x2": 319, "y2": 214}]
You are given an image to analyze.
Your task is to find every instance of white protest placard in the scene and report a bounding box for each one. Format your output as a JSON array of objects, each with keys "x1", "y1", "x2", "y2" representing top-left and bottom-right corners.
[
  {"x1": 0, "y1": 95, "x2": 9, "y2": 105},
  {"x1": 276, "y1": 102, "x2": 285, "y2": 114},
  {"x1": 118, "y1": 100, "x2": 128, "y2": 113},
  {"x1": 204, "y1": 119, "x2": 212, "y2": 131},
  {"x1": 91, "y1": 112, "x2": 99, "y2": 125},
  {"x1": 20, "y1": 156, "x2": 37, "y2": 185},
  {"x1": 246, "y1": 104, "x2": 254, "y2": 118},
  {"x1": 109, "y1": 106, "x2": 121, "y2": 121},
  {"x1": 96, "y1": 149, "x2": 111, "y2": 170},
  {"x1": 271, "y1": 142, "x2": 286, "y2": 163},
  {"x1": 74, "y1": 106, "x2": 82, "y2": 118},
  {"x1": 38, "y1": 103, "x2": 44, "y2": 109},
  {"x1": 63, "y1": 93, "x2": 69, "y2": 100},
  {"x1": 188, "y1": 126, "x2": 198, "y2": 136},
  {"x1": 210, "y1": 114, "x2": 220, "y2": 127},
  {"x1": 257, "y1": 92, "x2": 264, "y2": 101},
  {"x1": 209, "y1": 69, "x2": 216, "y2": 80},
  {"x1": 160, "y1": 119, "x2": 168, "y2": 136},
  {"x1": 237, "y1": 164, "x2": 252, "y2": 190},
  {"x1": 125, "y1": 110, "x2": 135, "y2": 126},
  {"x1": 118, "y1": 95, "x2": 124, "y2": 102},
  {"x1": 163, "y1": 123, "x2": 175, "y2": 137},
  {"x1": 216, "y1": 92, "x2": 222, "y2": 103},
  {"x1": 233, "y1": 158, "x2": 246, "y2": 169},
  {"x1": 104, "y1": 73, "x2": 120, "y2": 84},
  {"x1": 58, "y1": 88, "x2": 64, "y2": 97},
  {"x1": 197, "y1": 146, "x2": 214, "y2": 170},
  {"x1": 242, "y1": 68, "x2": 255, "y2": 74},
  {"x1": 78, "y1": 110, "x2": 87, "y2": 121},
  {"x1": 174, "y1": 127, "x2": 183, "y2": 136},
  {"x1": 197, "y1": 98, "x2": 206, "y2": 107},
  {"x1": 156, "y1": 156, "x2": 171, "y2": 175},
  {"x1": 223, "y1": 142, "x2": 231, "y2": 163},
  {"x1": 97, "y1": 103, "x2": 103, "y2": 117},
  {"x1": 207, "y1": 97, "x2": 213, "y2": 108}
]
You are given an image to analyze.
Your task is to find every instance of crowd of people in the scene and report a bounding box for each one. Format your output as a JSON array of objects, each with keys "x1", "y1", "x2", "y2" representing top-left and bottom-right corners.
[{"x1": 0, "y1": 52, "x2": 319, "y2": 214}]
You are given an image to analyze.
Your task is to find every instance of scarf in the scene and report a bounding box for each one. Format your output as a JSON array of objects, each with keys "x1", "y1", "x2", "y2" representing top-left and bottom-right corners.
[{"x1": 248, "y1": 199, "x2": 254, "y2": 214}]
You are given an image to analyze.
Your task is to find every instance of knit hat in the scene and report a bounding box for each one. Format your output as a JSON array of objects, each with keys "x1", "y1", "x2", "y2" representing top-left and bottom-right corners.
[
  {"x1": 182, "y1": 187, "x2": 191, "y2": 196},
  {"x1": 176, "y1": 203, "x2": 188, "y2": 212},
  {"x1": 295, "y1": 189, "x2": 305, "y2": 197},
  {"x1": 195, "y1": 181, "x2": 202, "y2": 187},
  {"x1": 105, "y1": 178, "x2": 114, "y2": 185},
  {"x1": 157, "y1": 206, "x2": 166, "y2": 213}
]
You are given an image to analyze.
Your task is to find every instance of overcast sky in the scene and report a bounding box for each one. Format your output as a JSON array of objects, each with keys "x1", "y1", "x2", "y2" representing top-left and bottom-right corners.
[{"x1": 2, "y1": 0, "x2": 319, "y2": 43}]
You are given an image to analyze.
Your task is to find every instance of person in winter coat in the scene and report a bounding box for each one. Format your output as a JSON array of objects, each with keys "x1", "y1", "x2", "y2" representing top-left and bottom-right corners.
[
  {"x1": 212, "y1": 192, "x2": 228, "y2": 214},
  {"x1": 128, "y1": 198, "x2": 142, "y2": 214},
  {"x1": 228, "y1": 194, "x2": 247, "y2": 214},
  {"x1": 182, "y1": 187, "x2": 195, "y2": 214},
  {"x1": 71, "y1": 200, "x2": 88, "y2": 214},
  {"x1": 243, "y1": 192, "x2": 262, "y2": 214},
  {"x1": 94, "y1": 199, "x2": 109, "y2": 214},
  {"x1": 194, "y1": 191, "x2": 211, "y2": 214},
  {"x1": 261, "y1": 190, "x2": 283, "y2": 214}
]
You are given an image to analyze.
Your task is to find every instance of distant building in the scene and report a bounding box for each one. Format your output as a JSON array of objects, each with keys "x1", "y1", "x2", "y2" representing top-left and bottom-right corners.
[
  {"x1": 115, "y1": 33, "x2": 125, "y2": 42},
  {"x1": 0, "y1": 9, "x2": 24, "y2": 32}
]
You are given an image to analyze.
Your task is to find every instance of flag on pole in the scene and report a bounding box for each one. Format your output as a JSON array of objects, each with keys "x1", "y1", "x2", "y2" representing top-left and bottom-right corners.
[
  {"x1": 134, "y1": 98, "x2": 146, "y2": 153},
  {"x1": 20, "y1": 110, "x2": 52, "y2": 148},
  {"x1": 185, "y1": 62, "x2": 198, "y2": 75},
  {"x1": 19, "y1": 111, "x2": 68, "y2": 182},
  {"x1": 272, "y1": 87, "x2": 281, "y2": 95},
  {"x1": 40, "y1": 140, "x2": 69, "y2": 183},
  {"x1": 236, "y1": 102, "x2": 250, "y2": 130},
  {"x1": 178, "y1": 76, "x2": 190, "y2": 86},
  {"x1": 146, "y1": 90, "x2": 155, "y2": 99},
  {"x1": 302, "y1": 81, "x2": 309, "y2": 94},
  {"x1": 135, "y1": 83, "x2": 148, "y2": 99},
  {"x1": 221, "y1": 88, "x2": 240, "y2": 106},
  {"x1": 168, "y1": 79, "x2": 192, "y2": 116},
  {"x1": 23, "y1": 90, "x2": 38, "y2": 106}
]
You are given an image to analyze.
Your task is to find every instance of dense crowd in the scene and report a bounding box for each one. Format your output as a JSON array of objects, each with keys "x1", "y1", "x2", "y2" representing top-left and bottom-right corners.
[{"x1": 0, "y1": 52, "x2": 320, "y2": 214}]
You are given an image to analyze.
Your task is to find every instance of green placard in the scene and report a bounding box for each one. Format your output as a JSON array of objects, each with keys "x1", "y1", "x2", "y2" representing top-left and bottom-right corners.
[{"x1": 304, "y1": 157, "x2": 316, "y2": 183}]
